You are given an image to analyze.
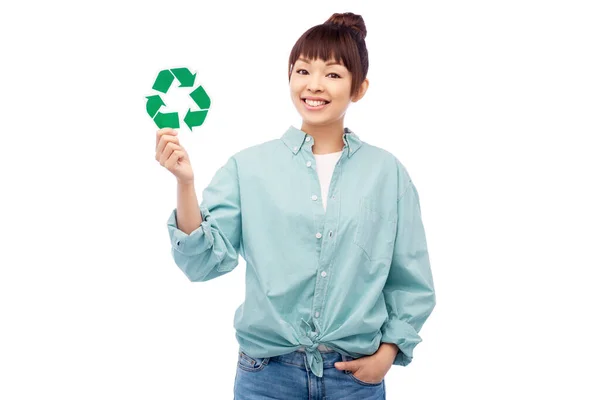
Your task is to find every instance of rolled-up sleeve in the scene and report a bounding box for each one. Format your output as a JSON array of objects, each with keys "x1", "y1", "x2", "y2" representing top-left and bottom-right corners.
[
  {"x1": 380, "y1": 162, "x2": 436, "y2": 366},
  {"x1": 166, "y1": 156, "x2": 242, "y2": 282}
]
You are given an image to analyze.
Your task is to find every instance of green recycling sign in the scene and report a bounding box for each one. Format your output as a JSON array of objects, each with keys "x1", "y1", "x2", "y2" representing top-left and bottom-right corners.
[{"x1": 146, "y1": 67, "x2": 211, "y2": 130}]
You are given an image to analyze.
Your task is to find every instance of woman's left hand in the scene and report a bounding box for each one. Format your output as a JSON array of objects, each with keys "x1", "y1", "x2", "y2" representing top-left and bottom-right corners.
[{"x1": 334, "y1": 343, "x2": 398, "y2": 384}]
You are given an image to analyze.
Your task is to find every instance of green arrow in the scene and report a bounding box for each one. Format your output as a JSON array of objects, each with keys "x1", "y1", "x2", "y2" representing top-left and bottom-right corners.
[
  {"x1": 184, "y1": 109, "x2": 208, "y2": 130},
  {"x1": 154, "y1": 111, "x2": 180, "y2": 129},
  {"x1": 189, "y1": 85, "x2": 211, "y2": 109},
  {"x1": 171, "y1": 68, "x2": 196, "y2": 87},
  {"x1": 146, "y1": 95, "x2": 165, "y2": 118},
  {"x1": 152, "y1": 70, "x2": 175, "y2": 93}
]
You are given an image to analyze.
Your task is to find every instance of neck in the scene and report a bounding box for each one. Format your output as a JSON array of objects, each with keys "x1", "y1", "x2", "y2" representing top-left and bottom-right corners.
[{"x1": 301, "y1": 120, "x2": 345, "y2": 154}]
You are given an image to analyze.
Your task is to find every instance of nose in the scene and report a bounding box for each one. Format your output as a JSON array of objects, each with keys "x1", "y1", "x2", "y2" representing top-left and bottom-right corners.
[{"x1": 307, "y1": 74, "x2": 324, "y2": 93}]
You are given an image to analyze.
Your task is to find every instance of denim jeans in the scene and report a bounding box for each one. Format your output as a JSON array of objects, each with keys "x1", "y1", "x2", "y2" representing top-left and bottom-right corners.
[{"x1": 234, "y1": 348, "x2": 386, "y2": 399}]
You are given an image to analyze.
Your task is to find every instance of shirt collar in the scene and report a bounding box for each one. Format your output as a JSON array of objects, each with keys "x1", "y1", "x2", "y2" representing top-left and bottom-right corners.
[{"x1": 281, "y1": 125, "x2": 363, "y2": 158}]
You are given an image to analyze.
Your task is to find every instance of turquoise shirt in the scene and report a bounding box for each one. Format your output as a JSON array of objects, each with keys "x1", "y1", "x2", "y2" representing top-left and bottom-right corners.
[{"x1": 166, "y1": 125, "x2": 436, "y2": 377}]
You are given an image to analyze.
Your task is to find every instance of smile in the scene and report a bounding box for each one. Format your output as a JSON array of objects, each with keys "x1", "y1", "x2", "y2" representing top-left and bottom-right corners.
[{"x1": 302, "y1": 98, "x2": 330, "y2": 110}]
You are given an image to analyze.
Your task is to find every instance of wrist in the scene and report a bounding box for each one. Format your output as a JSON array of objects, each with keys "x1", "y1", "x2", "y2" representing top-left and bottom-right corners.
[
  {"x1": 177, "y1": 179, "x2": 195, "y2": 186},
  {"x1": 377, "y1": 343, "x2": 399, "y2": 359}
]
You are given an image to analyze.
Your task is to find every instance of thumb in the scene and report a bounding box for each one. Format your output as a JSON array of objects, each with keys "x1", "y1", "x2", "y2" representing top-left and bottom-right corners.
[{"x1": 334, "y1": 361, "x2": 357, "y2": 371}]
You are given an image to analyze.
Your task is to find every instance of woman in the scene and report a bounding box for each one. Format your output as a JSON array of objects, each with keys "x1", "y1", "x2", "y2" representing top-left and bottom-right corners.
[{"x1": 156, "y1": 11, "x2": 436, "y2": 400}]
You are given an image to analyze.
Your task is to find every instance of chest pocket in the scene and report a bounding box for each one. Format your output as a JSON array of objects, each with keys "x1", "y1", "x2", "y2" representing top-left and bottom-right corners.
[{"x1": 353, "y1": 196, "x2": 397, "y2": 262}]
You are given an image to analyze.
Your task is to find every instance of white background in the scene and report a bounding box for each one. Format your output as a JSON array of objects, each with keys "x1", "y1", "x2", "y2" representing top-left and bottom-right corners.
[{"x1": 1, "y1": 0, "x2": 599, "y2": 399}]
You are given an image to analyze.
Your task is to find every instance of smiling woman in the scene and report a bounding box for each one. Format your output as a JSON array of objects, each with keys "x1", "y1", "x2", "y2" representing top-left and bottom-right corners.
[{"x1": 163, "y1": 11, "x2": 435, "y2": 400}]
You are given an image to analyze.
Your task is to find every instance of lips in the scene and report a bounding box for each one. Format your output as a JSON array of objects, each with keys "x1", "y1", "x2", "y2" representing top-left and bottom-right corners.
[
  {"x1": 301, "y1": 96, "x2": 331, "y2": 111},
  {"x1": 302, "y1": 96, "x2": 330, "y2": 103},
  {"x1": 302, "y1": 98, "x2": 330, "y2": 110}
]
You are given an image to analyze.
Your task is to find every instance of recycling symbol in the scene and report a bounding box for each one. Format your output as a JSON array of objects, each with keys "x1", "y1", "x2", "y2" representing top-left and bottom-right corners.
[{"x1": 145, "y1": 67, "x2": 211, "y2": 130}]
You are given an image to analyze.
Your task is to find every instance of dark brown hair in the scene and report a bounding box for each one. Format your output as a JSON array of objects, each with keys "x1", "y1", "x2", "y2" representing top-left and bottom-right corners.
[{"x1": 288, "y1": 12, "x2": 369, "y2": 98}]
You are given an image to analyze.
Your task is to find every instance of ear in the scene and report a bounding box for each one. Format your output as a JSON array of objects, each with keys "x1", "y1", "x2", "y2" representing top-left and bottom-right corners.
[{"x1": 351, "y1": 78, "x2": 369, "y2": 102}]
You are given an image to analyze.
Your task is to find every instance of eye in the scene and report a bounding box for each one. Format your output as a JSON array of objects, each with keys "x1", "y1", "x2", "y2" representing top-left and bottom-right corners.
[{"x1": 295, "y1": 69, "x2": 341, "y2": 79}]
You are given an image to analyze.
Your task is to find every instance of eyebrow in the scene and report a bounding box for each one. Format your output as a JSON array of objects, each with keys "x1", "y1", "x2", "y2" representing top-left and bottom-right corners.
[{"x1": 298, "y1": 57, "x2": 343, "y2": 66}]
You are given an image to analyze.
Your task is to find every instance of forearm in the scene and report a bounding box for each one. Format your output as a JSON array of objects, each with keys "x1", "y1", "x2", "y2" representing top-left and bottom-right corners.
[{"x1": 176, "y1": 181, "x2": 203, "y2": 234}]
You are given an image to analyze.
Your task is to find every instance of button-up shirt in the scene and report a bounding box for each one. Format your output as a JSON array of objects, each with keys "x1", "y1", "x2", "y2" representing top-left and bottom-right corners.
[{"x1": 166, "y1": 125, "x2": 436, "y2": 377}]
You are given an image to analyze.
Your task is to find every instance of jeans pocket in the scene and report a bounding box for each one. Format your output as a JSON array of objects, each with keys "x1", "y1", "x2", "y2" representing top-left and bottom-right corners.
[
  {"x1": 341, "y1": 353, "x2": 383, "y2": 386},
  {"x1": 346, "y1": 371, "x2": 384, "y2": 386},
  {"x1": 237, "y1": 350, "x2": 270, "y2": 372}
]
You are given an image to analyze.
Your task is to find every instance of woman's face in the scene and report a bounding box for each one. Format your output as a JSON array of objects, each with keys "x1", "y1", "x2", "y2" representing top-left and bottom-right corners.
[{"x1": 289, "y1": 55, "x2": 357, "y2": 125}]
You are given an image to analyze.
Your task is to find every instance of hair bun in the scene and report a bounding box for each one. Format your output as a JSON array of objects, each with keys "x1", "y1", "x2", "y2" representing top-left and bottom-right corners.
[{"x1": 325, "y1": 12, "x2": 367, "y2": 40}]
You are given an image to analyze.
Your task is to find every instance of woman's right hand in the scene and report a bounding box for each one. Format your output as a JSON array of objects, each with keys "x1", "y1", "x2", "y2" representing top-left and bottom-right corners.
[{"x1": 155, "y1": 128, "x2": 195, "y2": 184}]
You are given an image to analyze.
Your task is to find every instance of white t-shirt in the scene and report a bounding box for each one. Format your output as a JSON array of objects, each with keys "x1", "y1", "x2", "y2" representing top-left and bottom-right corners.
[{"x1": 313, "y1": 150, "x2": 344, "y2": 212}]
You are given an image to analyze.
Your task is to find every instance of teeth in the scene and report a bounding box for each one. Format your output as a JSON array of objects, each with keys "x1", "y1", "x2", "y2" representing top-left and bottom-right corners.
[{"x1": 304, "y1": 99, "x2": 327, "y2": 106}]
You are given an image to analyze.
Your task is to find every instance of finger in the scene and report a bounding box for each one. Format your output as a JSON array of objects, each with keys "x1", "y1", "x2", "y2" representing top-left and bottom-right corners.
[
  {"x1": 156, "y1": 136, "x2": 180, "y2": 163},
  {"x1": 334, "y1": 361, "x2": 358, "y2": 372},
  {"x1": 155, "y1": 128, "x2": 178, "y2": 150},
  {"x1": 165, "y1": 149, "x2": 183, "y2": 170},
  {"x1": 160, "y1": 141, "x2": 181, "y2": 166},
  {"x1": 156, "y1": 129, "x2": 178, "y2": 153}
]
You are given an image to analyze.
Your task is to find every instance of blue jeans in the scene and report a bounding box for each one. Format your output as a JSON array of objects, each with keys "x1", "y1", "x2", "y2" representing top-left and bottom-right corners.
[{"x1": 234, "y1": 348, "x2": 386, "y2": 399}]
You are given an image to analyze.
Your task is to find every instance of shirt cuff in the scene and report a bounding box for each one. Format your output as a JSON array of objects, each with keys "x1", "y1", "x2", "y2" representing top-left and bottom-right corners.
[
  {"x1": 166, "y1": 205, "x2": 217, "y2": 257},
  {"x1": 380, "y1": 318, "x2": 423, "y2": 366}
]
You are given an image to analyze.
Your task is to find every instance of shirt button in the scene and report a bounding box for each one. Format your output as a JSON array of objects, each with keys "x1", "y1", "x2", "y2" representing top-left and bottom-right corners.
[
  {"x1": 315, "y1": 311, "x2": 320, "y2": 318},
  {"x1": 311, "y1": 194, "x2": 318, "y2": 201},
  {"x1": 305, "y1": 137, "x2": 311, "y2": 142},
  {"x1": 293, "y1": 146, "x2": 298, "y2": 151},
  {"x1": 321, "y1": 271, "x2": 327, "y2": 277},
  {"x1": 328, "y1": 231, "x2": 333, "y2": 237},
  {"x1": 316, "y1": 232, "x2": 322, "y2": 239},
  {"x1": 306, "y1": 161, "x2": 312, "y2": 167}
]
